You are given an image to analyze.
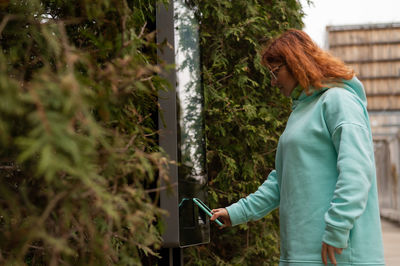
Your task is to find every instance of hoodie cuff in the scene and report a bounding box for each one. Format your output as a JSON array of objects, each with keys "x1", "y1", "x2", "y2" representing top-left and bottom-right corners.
[
  {"x1": 322, "y1": 224, "x2": 350, "y2": 248},
  {"x1": 225, "y1": 202, "x2": 248, "y2": 226}
]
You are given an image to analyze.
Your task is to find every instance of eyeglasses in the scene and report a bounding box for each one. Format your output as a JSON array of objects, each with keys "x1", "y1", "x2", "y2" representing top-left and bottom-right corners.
[{"x1": 268, "y1": 63, "x2": 285, "y2": 80}]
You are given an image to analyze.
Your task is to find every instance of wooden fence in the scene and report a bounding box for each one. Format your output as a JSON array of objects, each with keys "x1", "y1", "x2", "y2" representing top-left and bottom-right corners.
[
  {"x1": 327, "y1": 23, "x2": 400, "y2": 222},
  {"x1": 327, "y1": 23, "x2": 400, "y2": 111}
]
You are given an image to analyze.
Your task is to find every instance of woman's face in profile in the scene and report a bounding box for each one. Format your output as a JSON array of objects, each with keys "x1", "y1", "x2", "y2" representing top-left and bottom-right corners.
[{"x1": 268, "y1": 63, "x2": 298, "y2": 97}]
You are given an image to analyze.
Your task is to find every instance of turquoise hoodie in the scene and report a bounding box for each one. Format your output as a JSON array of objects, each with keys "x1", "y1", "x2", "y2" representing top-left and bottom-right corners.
[{"x1": 226, "y1": 77, "x2": 385, "y2": 265}]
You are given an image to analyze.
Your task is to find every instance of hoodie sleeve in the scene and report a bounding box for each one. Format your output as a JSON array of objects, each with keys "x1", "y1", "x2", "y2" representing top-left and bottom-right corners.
[
  {"x1": 321, "y1": 88, "x2": 374, "y2": 248},
  {"x1": 225, "y1": 170, "x2": 280, "y2": 226}
]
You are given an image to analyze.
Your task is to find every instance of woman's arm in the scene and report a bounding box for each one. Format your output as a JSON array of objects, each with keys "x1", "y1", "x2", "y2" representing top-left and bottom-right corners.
[
  {"x1": 322, "y1": 88, "x2": 375, "y2": 248},
  {"x1": 220, "y1": 170, "x2": 280, "y2": 226}
]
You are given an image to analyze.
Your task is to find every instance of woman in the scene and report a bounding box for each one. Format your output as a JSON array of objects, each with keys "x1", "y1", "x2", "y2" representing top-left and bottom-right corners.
[{"x1": 211, "y1": 29, "x2": 385, "y2": 266}]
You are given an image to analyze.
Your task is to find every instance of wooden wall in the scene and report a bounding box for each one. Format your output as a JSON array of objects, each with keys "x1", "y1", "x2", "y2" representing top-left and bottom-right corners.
[
  {"x1": 327, "y1": 24, "x2": 400, "y2": 110},
  {"x1": 328, "y1": 24, "x2": 400, "y2": 221}
]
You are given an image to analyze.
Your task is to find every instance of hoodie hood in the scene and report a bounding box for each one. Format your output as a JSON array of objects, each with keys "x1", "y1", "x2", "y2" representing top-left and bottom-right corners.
[
  {"x1": 292, "y1": 76, "x2": 367, "y2": 110},
  {"x1": 341, "y1": 76, "x2": 367, "y2": 108}
]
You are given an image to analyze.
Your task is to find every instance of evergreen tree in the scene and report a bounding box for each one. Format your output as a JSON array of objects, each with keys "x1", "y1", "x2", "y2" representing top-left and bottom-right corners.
[
  {"x1": 185, "y1": 1, "x2": 304, "y2": 265},
  {"x1": 0, "y1": 0, "x2": 169, "y2": 264},
  {"x1": 0, "y1": 0, "x2": 305, "y2": 265}
]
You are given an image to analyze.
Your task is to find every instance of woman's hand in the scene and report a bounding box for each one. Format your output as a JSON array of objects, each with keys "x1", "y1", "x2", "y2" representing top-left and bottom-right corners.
[
  {"x1": 321, "y1": 242, "x2": 343, "y2": 266},
  {"x1": 210, "y1": 208, "x2": 232, "y2": 228}
]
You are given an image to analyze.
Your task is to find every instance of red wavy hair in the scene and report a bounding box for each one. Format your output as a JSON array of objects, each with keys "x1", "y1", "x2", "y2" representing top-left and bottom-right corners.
[{"x1": 261, "y1": 29, "x2": 354, "y2": 94}]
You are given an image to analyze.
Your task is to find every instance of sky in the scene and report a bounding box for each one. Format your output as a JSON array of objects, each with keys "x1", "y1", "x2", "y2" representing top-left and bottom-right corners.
[{"x1": 299, "y1": 0, "x2": 400, "y2": 48}]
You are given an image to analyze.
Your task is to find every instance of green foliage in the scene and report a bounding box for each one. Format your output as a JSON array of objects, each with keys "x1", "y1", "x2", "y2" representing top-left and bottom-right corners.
[
  {"x1": 184, "y1": 0, "x2": 304, "y2": 265},
  {"x1": 0, "y1": 0, "x2": 170, "y2": 265},
  {"x1": 0, "y1": 0, "x2": 306, "y2": 264}
]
